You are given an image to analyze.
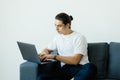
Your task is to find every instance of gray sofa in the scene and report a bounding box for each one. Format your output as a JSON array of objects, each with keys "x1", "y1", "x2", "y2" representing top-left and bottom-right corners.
[{"x1": 20, "y1": 42, "x2": 120, "y2": 80}]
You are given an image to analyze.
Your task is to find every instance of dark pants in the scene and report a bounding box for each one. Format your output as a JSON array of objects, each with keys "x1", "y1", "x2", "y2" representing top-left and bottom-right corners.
[{"x1": 38, "y1": 63, "x2": 97, "y2": 80}]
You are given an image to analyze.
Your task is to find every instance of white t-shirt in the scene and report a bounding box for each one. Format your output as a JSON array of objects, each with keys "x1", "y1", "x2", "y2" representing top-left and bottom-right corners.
[{"x1": 47, "y1": 31, "x2": 89, "y2": 65}]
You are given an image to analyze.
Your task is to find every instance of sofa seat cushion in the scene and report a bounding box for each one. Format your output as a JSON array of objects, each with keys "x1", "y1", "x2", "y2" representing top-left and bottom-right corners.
[
  {"x1": 88, "y1": 43, "x2": 108, "y2": 79},
  {"x1": 107, "y1": 42, "x2": 120, "y2": 79}
]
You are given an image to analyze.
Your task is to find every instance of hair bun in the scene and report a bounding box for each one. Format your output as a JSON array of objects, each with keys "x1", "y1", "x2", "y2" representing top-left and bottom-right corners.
[{"x1": 69, "y1": 15, "x2": 73, "y2": 21}]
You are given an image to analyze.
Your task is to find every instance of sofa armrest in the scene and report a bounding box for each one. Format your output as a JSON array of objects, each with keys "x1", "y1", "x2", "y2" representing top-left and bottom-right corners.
[
  {"x1": 20, "y1": 50, "x2": 58, "y2": 80},
  {"x1": 20, "y1": 61, "x2": 39, "y2": 80}
]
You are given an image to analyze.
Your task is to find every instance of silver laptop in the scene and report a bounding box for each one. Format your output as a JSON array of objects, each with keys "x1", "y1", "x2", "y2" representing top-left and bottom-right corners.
[{"x1": 17, "y1": 41, "x2": 56, "y2": 64}]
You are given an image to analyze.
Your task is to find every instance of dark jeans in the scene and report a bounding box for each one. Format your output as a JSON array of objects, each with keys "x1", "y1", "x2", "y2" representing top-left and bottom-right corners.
[{"x1": 38, "y1": 63, "x2": 97, "y2": 80}]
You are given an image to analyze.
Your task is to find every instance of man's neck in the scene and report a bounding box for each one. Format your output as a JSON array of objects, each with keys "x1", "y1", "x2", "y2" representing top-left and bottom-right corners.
[{"x1": 63, "y1": 30, "x2": 73, "y2": 35}]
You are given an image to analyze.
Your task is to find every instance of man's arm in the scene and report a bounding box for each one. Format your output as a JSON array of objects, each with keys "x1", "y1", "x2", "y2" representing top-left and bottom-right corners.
[
  {"x1": 39, "y1": 48, "x2": 83, "y2": 65},
  {"x1": 38, "y1": 48, "x2": 54, "y2": 61},
  {"x1": 54, "y1": 53, "x2": 83, "y2": 65},
  {"x1": 40, "y1": 48, "x2": 53, "y2": 54}
]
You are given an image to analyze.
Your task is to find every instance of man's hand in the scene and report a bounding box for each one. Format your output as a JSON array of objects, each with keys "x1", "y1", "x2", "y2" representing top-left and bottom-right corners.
[
  {"x1": 39, "y1": 53, "x2": 56, "y2": 61},
  {"x1": 38, "y1": 48, "x2": 55, "y2": 61}
]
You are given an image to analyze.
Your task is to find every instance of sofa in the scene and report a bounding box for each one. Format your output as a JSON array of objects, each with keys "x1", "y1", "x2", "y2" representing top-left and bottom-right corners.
[{"x1": 20, "y1": 42, "x2": 120, "y2": 80}]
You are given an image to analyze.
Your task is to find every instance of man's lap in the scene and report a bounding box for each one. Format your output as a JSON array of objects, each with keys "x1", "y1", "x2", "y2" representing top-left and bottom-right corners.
[{"x1": 38, "y1": 63, "x2": 97, "y2": 80}]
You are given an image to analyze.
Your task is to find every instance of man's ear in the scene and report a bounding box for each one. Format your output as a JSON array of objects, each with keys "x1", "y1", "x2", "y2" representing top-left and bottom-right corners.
[{"x1": 66, "y1": 23, "x2": 70, "y2": 28}]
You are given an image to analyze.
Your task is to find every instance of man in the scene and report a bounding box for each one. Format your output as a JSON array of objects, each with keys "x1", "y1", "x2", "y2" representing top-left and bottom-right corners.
[{"x1": 39, "y1": 12, "x2": 97, "y2": 80}]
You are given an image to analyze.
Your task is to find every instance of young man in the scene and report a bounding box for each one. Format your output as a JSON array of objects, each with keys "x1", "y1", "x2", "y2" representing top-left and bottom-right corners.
[{"x1": 39, "y1": 12, "x2": 97, "y2": 80}]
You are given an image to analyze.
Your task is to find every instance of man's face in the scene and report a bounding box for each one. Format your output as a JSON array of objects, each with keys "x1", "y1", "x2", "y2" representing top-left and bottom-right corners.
[{"x1": 54, "y1": 19, "x2": 69, "y2": 34}]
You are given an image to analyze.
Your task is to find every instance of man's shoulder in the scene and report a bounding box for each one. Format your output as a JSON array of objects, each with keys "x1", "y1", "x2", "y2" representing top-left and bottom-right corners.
[{"x1": 73, "y1": 31, "x2": 85, "y2": 38}]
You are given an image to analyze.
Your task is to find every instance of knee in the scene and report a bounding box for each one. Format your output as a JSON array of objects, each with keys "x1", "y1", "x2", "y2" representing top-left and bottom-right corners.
[{"x1": 83, "y1": 63, "x2": 97, "y2": 75}]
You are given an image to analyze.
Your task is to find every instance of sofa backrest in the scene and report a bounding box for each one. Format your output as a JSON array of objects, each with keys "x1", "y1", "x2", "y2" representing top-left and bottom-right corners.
[
  {"x1": 107, "y1": 42, "x2": 120, "y2": 79},
  {"x1": 88, "y1": 43, "x2": 109, "y2": 79}
]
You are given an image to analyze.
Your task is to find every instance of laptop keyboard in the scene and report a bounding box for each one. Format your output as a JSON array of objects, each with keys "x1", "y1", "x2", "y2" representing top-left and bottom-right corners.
[{"x1": 42, "y1": 59, "x2": 56, "y2": 62}]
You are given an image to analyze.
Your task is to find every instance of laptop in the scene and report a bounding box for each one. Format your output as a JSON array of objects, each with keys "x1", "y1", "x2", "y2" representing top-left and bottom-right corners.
[{"x1": 17, "y1": 41, "x2": 56, "y2": 64}]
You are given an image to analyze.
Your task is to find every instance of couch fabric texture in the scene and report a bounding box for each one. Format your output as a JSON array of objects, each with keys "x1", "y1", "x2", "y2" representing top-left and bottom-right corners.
[{"x1": 20, "y1": 42, "x2": 120, "y2": 80}]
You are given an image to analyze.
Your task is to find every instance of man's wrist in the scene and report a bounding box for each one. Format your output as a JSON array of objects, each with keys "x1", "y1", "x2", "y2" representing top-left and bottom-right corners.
[{"x1": 54, "y1": 55, "x2": 57, "y2": 60}]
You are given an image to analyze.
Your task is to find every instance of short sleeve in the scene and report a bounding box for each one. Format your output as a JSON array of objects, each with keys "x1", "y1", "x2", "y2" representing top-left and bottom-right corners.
[{"x1": 74, "y1": 36, "x2": 87, "y2": 55}]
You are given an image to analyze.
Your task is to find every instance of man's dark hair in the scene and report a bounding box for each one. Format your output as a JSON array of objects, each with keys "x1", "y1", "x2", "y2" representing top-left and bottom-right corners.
[{"x1": 55, "y1": 13, "x2": 73, "y2": 28}]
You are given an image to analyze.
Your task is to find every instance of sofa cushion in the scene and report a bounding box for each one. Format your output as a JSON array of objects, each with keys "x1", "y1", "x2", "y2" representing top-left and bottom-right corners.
[
  {"x1": 88, "y1": 43, "x2": 108, "y2": 79},
  {"x1": 107, "y1": 42, "x2": 120, "y2": 79}
]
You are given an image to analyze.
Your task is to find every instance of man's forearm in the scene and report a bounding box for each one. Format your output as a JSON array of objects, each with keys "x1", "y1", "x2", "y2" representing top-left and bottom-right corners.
[
  {"x1": 41, "y1": 48, "x2": 52, "y2": 54},
  {"x1": 54, "y1": 54, "x2": 82, "y2": 65}
]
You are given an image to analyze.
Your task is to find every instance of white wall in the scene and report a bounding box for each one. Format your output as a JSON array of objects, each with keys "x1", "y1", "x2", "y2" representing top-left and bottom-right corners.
[{"x1": 0, "y1": 0, "x2": 120, "y2": 80}]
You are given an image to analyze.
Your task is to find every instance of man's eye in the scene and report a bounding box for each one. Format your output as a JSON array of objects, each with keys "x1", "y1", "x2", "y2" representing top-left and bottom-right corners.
[{"x1": 59, "y1": 25, "x2": 62, "y2": 27}]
